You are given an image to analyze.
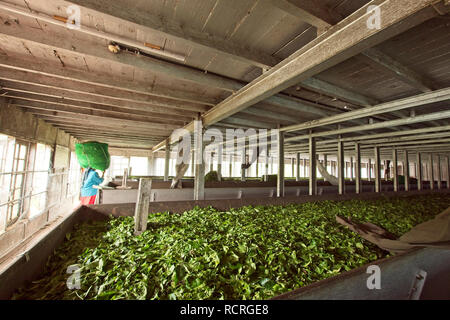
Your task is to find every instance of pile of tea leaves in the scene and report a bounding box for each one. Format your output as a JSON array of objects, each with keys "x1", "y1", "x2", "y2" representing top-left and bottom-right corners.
[{"x1": 13, "y1": 194, "x2": 450, "y2": 300}]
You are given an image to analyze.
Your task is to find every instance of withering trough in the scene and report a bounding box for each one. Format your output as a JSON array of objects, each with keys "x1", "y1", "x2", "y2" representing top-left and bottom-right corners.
[{"x1": 1, "y1": 189, "x2": 449, "y2": 300}]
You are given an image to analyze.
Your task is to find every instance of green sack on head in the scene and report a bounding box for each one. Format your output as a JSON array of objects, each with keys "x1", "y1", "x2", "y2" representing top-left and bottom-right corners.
[{"x1": 75, "y1": 141, "x2": 111, "y2": 171}]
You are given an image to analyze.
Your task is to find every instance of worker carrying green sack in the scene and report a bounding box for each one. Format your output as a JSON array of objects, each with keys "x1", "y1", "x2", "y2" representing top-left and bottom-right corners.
[
  {"x1": 80, "y1": 168, "x2": 104, "y2": 205},
  {"x1": 75, "y1": 142, "x2": 110, "y2": 205}
]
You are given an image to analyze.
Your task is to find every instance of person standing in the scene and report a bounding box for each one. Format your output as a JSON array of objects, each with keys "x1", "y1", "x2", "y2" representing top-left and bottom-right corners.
[{"x1": 80, "y1": 167, "x2": 104, "y2": 205}]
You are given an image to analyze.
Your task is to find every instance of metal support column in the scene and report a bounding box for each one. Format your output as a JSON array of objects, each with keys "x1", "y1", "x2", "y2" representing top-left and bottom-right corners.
[
  {"x1": 194, "y1": 120, "x2": 205, "y2": 200},
  {"x1": 393, "y1": 149, "x2": 399, "y2": 192},
  {"x1": 374, "y1": 146, "x2": 381, "y2": 193},
  {"x1": 277, "y1": 131, "x2": 285, "y2": 197},
  {"x1": 338, "y1": 140, "x2": 345, "y2": 195},
  {"x1": 309, "y1": 136, "x2": 317, "y2": 196},
  {"x1": 355, "y1": 143, "x2": 361, "y2": 194},
  {"x1": 264, "y1": 156, "x2": 269, "y2": 181},
  {"x1": 447, "y1": 156, "x2": 450, "y2": 189},
  {"x1": 350, "y1": 157, "x2": 354, "y2": 181},
  {"x1": 164, "y1": 139, "x2": 170, "y2": 182},
  {"x1": 429, "y1": 153, "x2": 435, "y2": 190},
  {"x1": 404, "y1": 150, "x2": 410, "y2": 192},
  {"x1": 437, "y1": 155, "x2": 442, "y2": 190},
  {"x1": 217, "y1": 145, "x2": 222, "y2": 181},
  {"x1": 240, "y1": 146, "x2": 246, "y2": 182},
  {"x1": 417, "y1": 152, "x2": 423, "y2": 191}
]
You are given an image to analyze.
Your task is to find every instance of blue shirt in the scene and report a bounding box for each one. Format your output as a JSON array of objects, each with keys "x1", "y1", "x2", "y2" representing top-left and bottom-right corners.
[{"x1": 81, "y1": 169, "x2": 104, "y2": 197}]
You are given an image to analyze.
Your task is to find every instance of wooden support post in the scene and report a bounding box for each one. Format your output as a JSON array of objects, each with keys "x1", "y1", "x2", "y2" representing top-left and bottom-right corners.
[
  {"x1": 404, "y1": 150, "x2": 410, "y2": 191},
  {"x1": 309, "y1": 136, "x2": 317, "y2": 196},
  {"x1": 437, "y1": 154, "x2": 442, "y2": 190},
  {"x1": 323, "y1": 154, "x2": 328, "y2": 182},
  {"x1": 296, "y1": 152, "x2": 300, "y2": 182},
  {"x1": 194, "y1": 120, "x2": 205, "y2": 200},
  {"x1": 277, "y1": 131, "x2": 285, "y2": 197},
  {"x1": 429, "y1": 153, "x2": 435, "y2": 190},
  {"x1": 164, "y1": 139, "x2": 170, "y2": 181},
  {"x1": 368, "y1": 158, "x2": 372, "y2": 181},
  {"x1": 338, "y1": 140, "x2": 345, "y2": 195},
  {"x1": 393, "y1": 148, "x2": 399, "y2": 192},
  {"x1": 374, "y1": 146, "x2": 381, "y2": 193},
  {"x1": 417, "y1": 152, "x2": 423, "y2": 191},
  {"x1": 355, "y1": 143, "x2": 361, "y2": 194},
  {"x1": 134, "y1": 178, "x2": 152, "y2": 235}
]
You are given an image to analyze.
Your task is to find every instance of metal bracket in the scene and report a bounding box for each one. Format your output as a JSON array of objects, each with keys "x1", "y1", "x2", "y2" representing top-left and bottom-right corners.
[{"x1": 408, "y1": 270, "x2": 427, "y2": 300}]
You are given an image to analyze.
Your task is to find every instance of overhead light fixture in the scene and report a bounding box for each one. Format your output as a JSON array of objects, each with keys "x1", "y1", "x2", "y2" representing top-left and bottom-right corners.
[{"x1": 108, "y1": 43, "x2": 121, "y2": 54}]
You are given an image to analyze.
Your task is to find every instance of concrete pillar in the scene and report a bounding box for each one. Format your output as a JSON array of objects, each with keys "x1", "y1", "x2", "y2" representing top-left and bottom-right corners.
[
  {"x1": 164, "y1": 139, "x2": 170, "y2": 181},
  {"x1": 374, "y1": 146, "x2": 381, "y2": 193},
  {"x1": 355, "y1": 143, "x2": 361, "y2": 194},
  {"x1": 417, "y1": 152, "x2": 423, "y2": 191},
  {"x1": 393, "y1": 149, "x2": 399, "y2": 192},
  {"x1": 277, "y1": 131, "x2": 285, "y2": 197},
  {"x1": 437, "y1": 155, "x2": 442, "y2": 190},
  {"x1": 404, "y1": 150, "x2": 410, "y2": 191},
  {"x1": 309, "y1": 136, "x2": 317, "y2": 196},
  {"x1": 296, "y1": 152, "x2": 300, "y2": 182},
  {"x1": 194, "y1": 120, "x2": 205, "y2": 200},
  {"x1": 429, "y1": 153, "x2": 435, "y2": 190},
  {"x1": 338, "y1": 140, "x2": 345, "y2": 195}
]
